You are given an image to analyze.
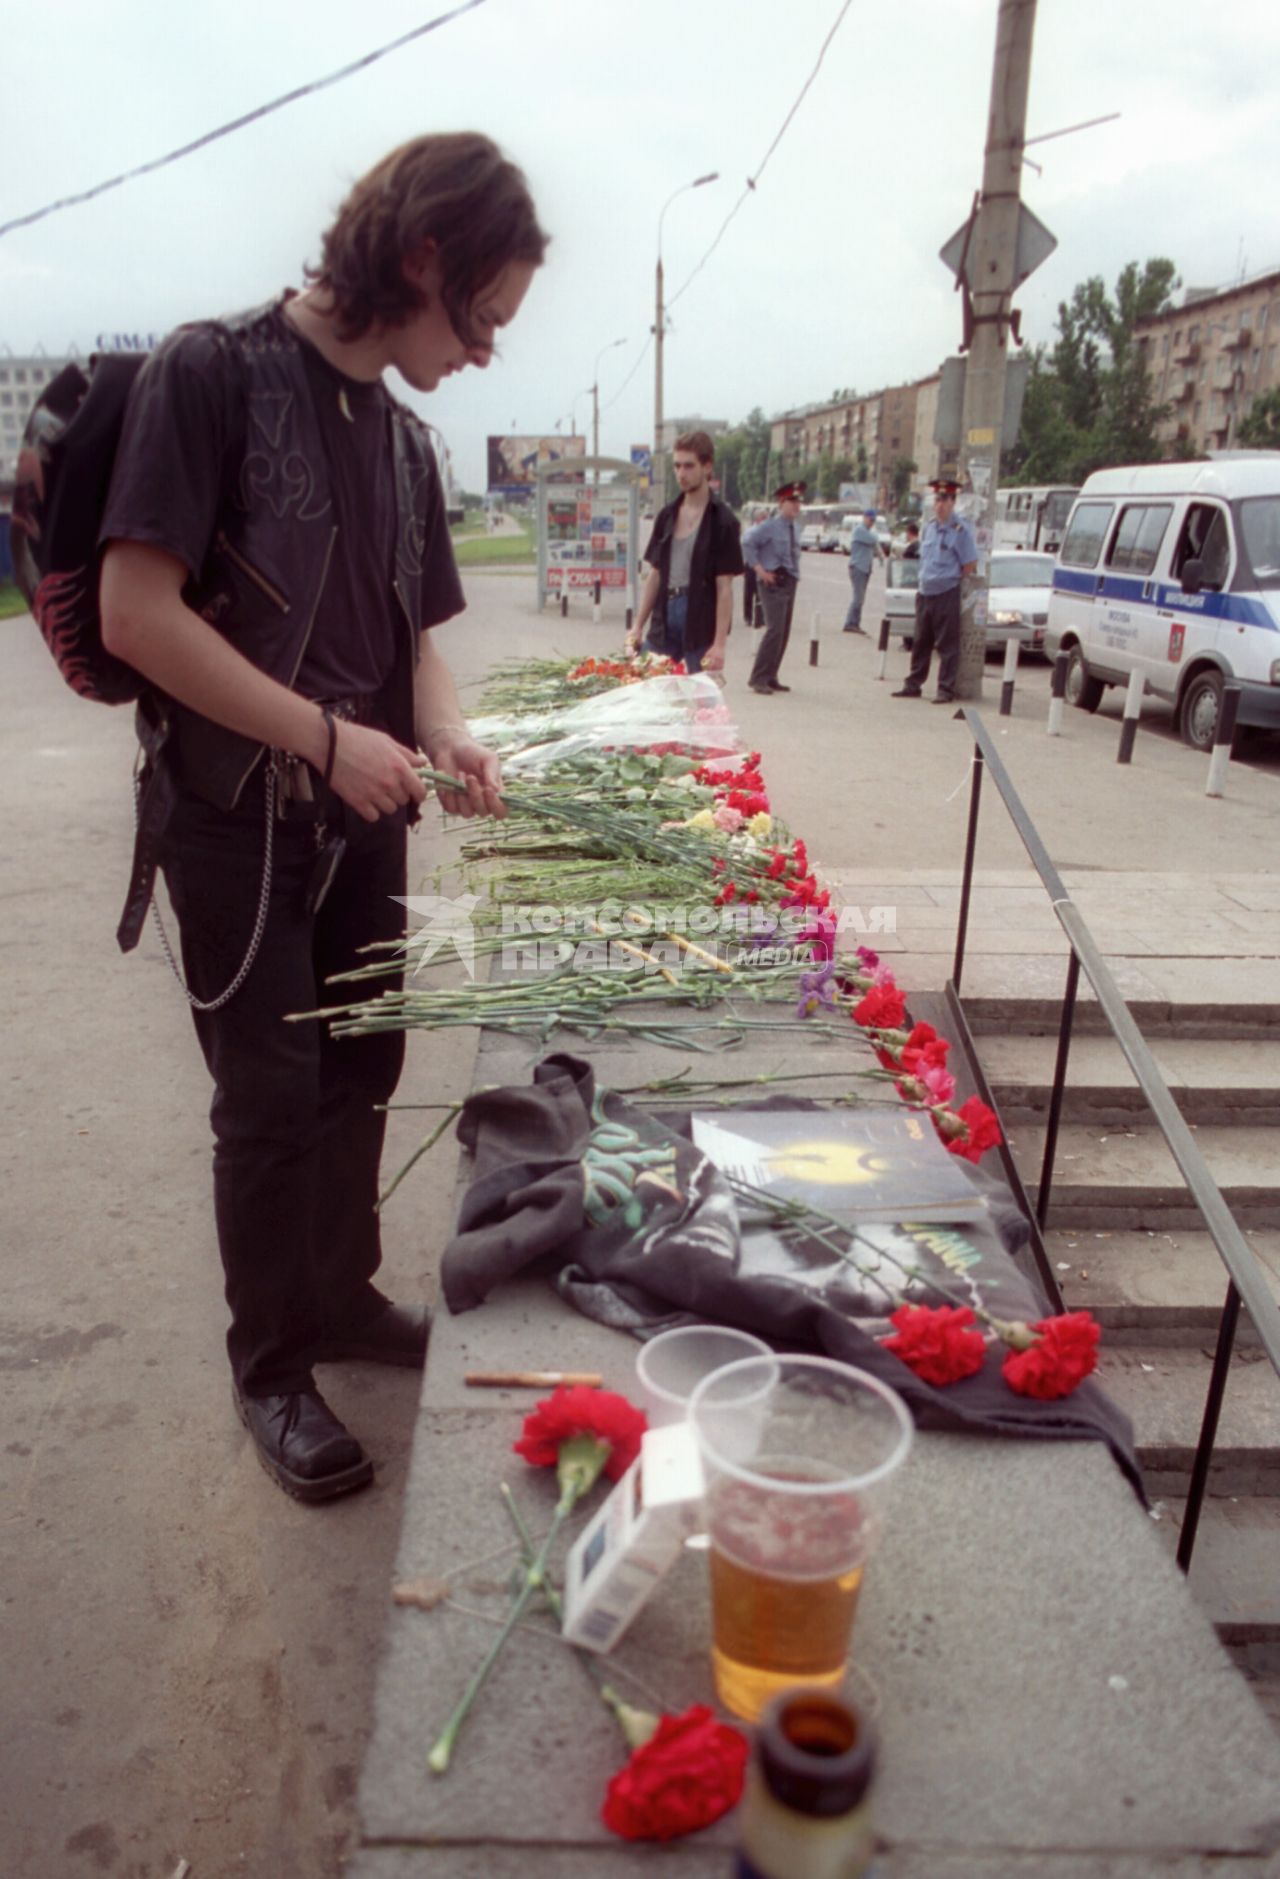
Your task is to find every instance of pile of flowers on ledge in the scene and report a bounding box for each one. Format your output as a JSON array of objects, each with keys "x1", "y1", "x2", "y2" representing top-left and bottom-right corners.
[{"x1": 306, "y1": 659, "x2": 1097, "y2": 1395}]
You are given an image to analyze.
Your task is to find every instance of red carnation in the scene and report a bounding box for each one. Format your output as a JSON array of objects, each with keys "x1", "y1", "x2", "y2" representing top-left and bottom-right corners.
[
  {"x1": 1001, "y1": 1312, "x2": 1101, "y2": 1400},
  {"x1": 884, "y1": 1303, "x2": 987, "y2": 1387},
  {"x1": 853, "y1": 981, "x2": 907, "y2": 1030},
  {"x1": 899, "y1": 1021, "x2": 950, "y2": 1076},
  {"x1": 602, "y1": 1705, "x2": 748, "y2": 1842},
  {"x1": 513, "y1": 1386, "x2": 646, "y2": 1484},
  {"x1": 944, "y1": 1095, "x2": 1002, "y2": 1164}
]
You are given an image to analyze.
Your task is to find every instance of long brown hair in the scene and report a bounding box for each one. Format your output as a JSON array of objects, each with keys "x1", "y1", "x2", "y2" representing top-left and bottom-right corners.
[{"x1": 308, "y1": 133, "x2": 548, "y2": 344}]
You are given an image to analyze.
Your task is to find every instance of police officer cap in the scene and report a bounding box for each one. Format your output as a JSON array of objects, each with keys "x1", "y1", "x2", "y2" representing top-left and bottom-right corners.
[
  {"x1": 929, "y1": 478, "x2": 961, "y2": 496},
  {"x1": 774, "y1": 480, "x2": 807, "y2": 502}
]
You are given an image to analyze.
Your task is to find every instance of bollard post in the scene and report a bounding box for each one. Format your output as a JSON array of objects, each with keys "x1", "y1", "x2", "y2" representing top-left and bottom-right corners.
[
  {"x1": 560, "y1": 591, "x2": 568, "y2": 619},
  {"x1": 999, "y1": 633, "x2": 1020, "y2": 716},
  {"x1": 1048, "y1": 649, "x2": 1068, "y2": 736},
  {"x1": 1116, "y1": 668, "x2": 1145, "y2": 763},
  {"x1": 809, "y1": 611, "x2": 820, "y2": 667},
  {"x1": 1205, "y1": 682, "x2": 1241, "y2": 798},
  {"x1": 876, "y1": 618, "x2": 891, "y2": 682},
  {"x1": 592, "y1": 580, "x2": 602, "y2": 624},
  {"x1": 625, "y1": 605, "x2": 633, "y2": 635}
]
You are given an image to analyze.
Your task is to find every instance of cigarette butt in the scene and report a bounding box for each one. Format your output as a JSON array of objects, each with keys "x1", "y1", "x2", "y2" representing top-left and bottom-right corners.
[
  {"x1": 465, "y1": 1370, "x2": 604, "y2": 1389},
  {"x1": 170, "y1": 1861, "x2": 192, "y2": 1879},
  {"x1": 393, "y1": 1576, "x2": 451, "y2": 1612}
]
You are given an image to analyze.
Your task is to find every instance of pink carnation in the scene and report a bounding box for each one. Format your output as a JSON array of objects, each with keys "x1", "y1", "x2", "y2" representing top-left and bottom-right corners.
[{"x1": 713, "y1": 804, "x2": 744, "y2": 833}]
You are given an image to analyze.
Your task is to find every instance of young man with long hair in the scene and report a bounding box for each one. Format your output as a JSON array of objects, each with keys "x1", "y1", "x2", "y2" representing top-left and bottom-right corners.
[
  {"x1": 99, "y1": 135, "x2": 547, "y2": 1501},
  {"x1": 626, "y1": 429, "x2": 742, "y2": 674}
]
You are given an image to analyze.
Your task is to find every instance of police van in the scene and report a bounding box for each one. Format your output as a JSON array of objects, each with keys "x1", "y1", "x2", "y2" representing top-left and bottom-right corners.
[{"x1": 1047, "y1": 455, "x2": 1280, "y2": 749}]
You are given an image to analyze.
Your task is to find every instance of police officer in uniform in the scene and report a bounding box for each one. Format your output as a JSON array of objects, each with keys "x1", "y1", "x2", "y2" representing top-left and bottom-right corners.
[
  {"x1": 743, "y1": 480, "x2": 805, "y2": 694},
  {"x1": 893, "y1": 478, "x2": 977, "y2": 703}
]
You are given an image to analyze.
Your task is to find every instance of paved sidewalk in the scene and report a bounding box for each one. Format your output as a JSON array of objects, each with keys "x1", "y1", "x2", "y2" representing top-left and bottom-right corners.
[{"x1": 2, "y1": 570, "x2": 1277, "y2": 1876}]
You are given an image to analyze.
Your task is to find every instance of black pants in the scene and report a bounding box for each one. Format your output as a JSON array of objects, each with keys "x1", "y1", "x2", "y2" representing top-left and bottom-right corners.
[
  {"x1": 160, "y1": 770, "x2": 407, "y2": 1396},
  {"x1": 906, "y1": 586, "x2": 962, "y2": 697},
  {"x1": 749, "y1": 573, "x2": 796, "y2": 687}
]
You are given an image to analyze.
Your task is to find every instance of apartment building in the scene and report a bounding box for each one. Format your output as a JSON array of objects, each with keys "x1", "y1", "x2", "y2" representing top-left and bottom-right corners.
[
  {"x1": 1135, "y1": 267, "x2": 1280, "y2": 455},
  {"x1": 769, "y1": 391, "x2": 884, "y2": 487},
  {"x1": 0, "y1": 349, "x2": 83, "y2": 493},
  {"x1": 766, "y1": 373, "x2": 947, "y2": 504},
  {"x1": 657, "y1": 414, "x2": 729, "y2": 454}
]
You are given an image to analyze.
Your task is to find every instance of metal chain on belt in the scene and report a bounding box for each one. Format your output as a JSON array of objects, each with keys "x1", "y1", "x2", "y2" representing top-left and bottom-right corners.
[{"x1": 134, "y1": 765, "x2": 277, "y2": 1012}]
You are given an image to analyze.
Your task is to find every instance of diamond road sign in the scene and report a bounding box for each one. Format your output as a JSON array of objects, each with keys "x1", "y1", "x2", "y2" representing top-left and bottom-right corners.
[{"x1": 939, "y1": 202, "x2": 1057, "y2": 289}]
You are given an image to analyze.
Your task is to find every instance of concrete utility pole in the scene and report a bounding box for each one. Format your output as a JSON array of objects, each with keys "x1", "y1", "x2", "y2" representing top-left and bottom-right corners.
[
  {"x1": 653, "y1": 172, "x2": 718, "y2": 512},
  {"x1": 955, "y1": 0, "x2": 1038, "y2": 700}
]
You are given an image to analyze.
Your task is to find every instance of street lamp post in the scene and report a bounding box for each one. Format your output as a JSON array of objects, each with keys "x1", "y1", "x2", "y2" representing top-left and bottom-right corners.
[
  {"x1": 592, "y1": 336, "x2": 628, "y2": 466},
  {"x1": 653, "y1": 171, "x2": 718, "y2": 509}
]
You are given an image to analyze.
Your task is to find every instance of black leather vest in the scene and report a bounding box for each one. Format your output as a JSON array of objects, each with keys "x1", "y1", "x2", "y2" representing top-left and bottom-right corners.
[{"x1": 142, "y1": 296, "x2": 438, "y2": 809}]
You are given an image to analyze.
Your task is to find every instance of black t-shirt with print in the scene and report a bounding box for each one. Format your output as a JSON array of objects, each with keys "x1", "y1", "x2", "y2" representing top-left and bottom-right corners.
[{"x1": 101, "y1": 302, "x2": 465, "y2": 701}]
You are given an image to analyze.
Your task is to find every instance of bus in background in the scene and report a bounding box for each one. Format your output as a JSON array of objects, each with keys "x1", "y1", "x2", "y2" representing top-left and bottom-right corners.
[{"x1": 995, "y1": 485, "x2": 1078, "y2": 554}]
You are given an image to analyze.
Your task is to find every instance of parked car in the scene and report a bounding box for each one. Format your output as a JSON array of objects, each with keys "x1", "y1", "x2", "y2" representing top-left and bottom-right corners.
[
  {"x1": 881, "y1": 550, "x2": 1055, "y2": 653},
  {"x1": 983, "y1": 551, "x2": 1055, "y2": 652},
  {"x1": 1046, "y1": 459, "x2": 1280, "y2": 749},
  {"x1": 799, "y1": 522, "x2": 825, "y2": 552}
]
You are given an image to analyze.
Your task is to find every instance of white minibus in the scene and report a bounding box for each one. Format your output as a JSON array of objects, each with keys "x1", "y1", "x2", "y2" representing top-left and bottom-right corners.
[
  {"x1": 995, "y1": 484, "x2": 1078, "y2": 554},
  {"x1": 1047, "y1": 455, "x2": 1280, "y2": 749}
]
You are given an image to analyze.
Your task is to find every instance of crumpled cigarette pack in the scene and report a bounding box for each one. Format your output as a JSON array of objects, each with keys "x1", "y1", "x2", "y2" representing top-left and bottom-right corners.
[{"x1": 561, "y1": 1422, "x2": 704, "y2": 1654}]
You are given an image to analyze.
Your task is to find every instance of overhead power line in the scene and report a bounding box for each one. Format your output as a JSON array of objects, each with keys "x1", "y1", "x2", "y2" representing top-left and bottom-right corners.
[
  {"x1": 0, "y1": 0, "x2": 488, "y2": 241},
  {"x1": 666, "y1": 0, "x2": 852, "y2": 314},
  {"x1": 599, "y1": 333, "x2": 654, "y2": 417}
]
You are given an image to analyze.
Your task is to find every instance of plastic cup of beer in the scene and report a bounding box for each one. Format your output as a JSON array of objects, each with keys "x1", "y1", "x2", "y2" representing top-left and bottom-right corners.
[
  {"x1": 636, "y1": 1324, "x2": 772, "y2": 1429},
  {"x1": 688, "y1": 1355, "x2": 913, "y2": 1723}
]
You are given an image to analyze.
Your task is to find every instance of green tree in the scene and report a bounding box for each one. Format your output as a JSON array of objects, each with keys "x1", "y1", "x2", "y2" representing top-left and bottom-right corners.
[
  {"x1": 712, "y1": 407, "x2": 772, "y2": 506},
  {"x1": 889, "y1": 455, "x2": 918, "y2": 509},
  {"x1": 1239, "y1": 387, "x2": 1280, "y2": 448},
  {"x1": 1008, "y1": 258, "x2": 1180, "y2": 482},
  {"x1": 853, "y1": 442, "x2": 869, "y2": 483},
  {"x1": 817, "y1": 454, "x2": 848, "y2": 500}
]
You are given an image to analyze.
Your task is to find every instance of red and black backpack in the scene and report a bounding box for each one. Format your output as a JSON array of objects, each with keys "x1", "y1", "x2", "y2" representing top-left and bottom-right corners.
[{"x1": 12, "y1": 352, "x2": 149, "y2": 705}]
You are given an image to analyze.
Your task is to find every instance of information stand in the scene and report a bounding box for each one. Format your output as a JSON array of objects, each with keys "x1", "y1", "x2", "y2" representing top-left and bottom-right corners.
[{"x1": 535, "y1": 456, "x2": 643, "y2": 617}]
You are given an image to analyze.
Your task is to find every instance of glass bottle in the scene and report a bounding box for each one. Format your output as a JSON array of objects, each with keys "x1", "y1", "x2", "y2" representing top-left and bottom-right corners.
[{"x1": 735, "y1": 1688, "x2": 877, "y2": 1879}]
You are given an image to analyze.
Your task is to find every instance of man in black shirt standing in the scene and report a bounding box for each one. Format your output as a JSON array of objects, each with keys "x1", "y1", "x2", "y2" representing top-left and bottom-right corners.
[
  {"x1": 99, "y1": 135, "x2": 547, "y2": 1502},
  {"x1": 625, "y1": 430, "x2": 743, "y2": 673}
]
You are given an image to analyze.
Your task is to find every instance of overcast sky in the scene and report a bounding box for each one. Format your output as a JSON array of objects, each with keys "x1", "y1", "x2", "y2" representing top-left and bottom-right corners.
[{"x1": 5, "y1": 0, "x2": 1278, "y2": 491}]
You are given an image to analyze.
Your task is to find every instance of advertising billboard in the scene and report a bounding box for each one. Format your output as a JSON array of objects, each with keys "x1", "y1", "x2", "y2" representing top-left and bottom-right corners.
[{"x1": 487, "y1": 434, "x2": 586, "y2": 494}]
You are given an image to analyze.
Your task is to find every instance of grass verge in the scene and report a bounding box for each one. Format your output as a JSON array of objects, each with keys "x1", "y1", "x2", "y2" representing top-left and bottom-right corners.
[{"x1": 452, "y1": 531, "x2": 535, "y2": 567}]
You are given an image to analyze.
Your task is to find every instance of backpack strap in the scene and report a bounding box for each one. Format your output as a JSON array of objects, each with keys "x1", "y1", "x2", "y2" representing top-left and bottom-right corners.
[{"x1": 116, "y1": 693, "x2": 173, "y2": 953}]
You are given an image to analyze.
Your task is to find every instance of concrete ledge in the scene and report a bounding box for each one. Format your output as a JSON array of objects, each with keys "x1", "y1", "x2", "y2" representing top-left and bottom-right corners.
[{"x1": 354, "y1": 1280, "x2": 1280, "y2": 1870}]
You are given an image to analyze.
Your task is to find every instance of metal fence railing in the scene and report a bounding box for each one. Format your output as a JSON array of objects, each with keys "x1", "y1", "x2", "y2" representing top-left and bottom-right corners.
[{"x1": 952, "y1": 707, "x2": 1280, "y2": 1571}]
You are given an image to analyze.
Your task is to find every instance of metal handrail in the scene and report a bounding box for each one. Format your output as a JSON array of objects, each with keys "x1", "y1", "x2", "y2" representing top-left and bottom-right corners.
[{"x1": 952, "y1": 708, "x2": 1280, "y2": 1571}]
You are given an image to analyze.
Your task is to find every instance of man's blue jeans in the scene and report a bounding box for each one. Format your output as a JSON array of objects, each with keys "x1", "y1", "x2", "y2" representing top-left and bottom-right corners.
[
  {"x1": 843, "y1": 563, "x2": 871, "y2": 631},
  {"x1": 645, "y1": 591, "x2": 703, "y2": 672}
]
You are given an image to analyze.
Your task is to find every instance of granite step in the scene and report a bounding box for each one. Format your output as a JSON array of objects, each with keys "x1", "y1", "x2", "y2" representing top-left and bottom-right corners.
[
  {"x1": 1046, "y1": 1228, "x2": 1280, "y2": 1339},
  {"x1": 1092, "y1": 1343, "x2": 1280, "y2": 1497},
  {"x1": 965, "y1": 995, "x2": 1280, "y2": 1039},
  {"x1": 985, "y1": 1034, "x2": 1280, "y2": 1128},
  {"x1": 1150, "y1": 1498, "x2": 1280, "y2": 1731},
  {"x1": 949, "y1": 955, "x2": 1280, "y2": 1037},
  {"x1": 1006, "y1": 1122, "x2": 1280, "y2": 1231},
  {"x1": 1149, "y1": 1496, "x2": 1280, "y2": 1645}
]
